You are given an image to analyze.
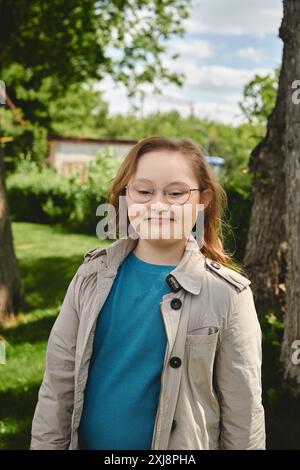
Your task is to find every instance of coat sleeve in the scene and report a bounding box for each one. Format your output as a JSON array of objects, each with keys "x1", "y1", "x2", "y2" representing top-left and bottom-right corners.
[
  {"x1": 30, "y1": 271, "x2": 81, "y2": 450},
  {"x1": 214, "y1": 285, "x2": 266, "y2": 450}
]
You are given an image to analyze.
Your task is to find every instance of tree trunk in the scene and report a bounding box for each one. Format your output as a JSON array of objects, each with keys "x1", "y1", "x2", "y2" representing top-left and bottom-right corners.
[
  {"x1": 0, "y1": 147, "x2": 24, "y2": 324},
  {"x1": 280, "y1": 0, "x2": 300, "y2": 393},
  {"x1": 244, "y1": 0, "x2": 300, "y2": 394},
  {"x1": 243, "y1": 26, "x2": 287, "y2": 314}
]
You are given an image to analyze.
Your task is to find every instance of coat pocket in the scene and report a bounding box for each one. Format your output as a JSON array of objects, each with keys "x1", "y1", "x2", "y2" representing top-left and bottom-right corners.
[
  {"x1": 185, "y1": 327, "x2": 220, "y2": 390},
  {"x1": 186, "y1": 326, "x2": 220, "y2": 345},
  {"x1": 182, "y1": 326, "x2": 221, "y2": 444}
]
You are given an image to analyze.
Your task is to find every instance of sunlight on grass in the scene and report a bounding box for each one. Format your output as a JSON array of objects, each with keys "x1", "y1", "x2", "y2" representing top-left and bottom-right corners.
[
  {"x1": 13, "y1": 222, "x2": 107, "y2": 259},
  {"x1": 0, "y1": 222, "x2": 111, "y2": 449}
]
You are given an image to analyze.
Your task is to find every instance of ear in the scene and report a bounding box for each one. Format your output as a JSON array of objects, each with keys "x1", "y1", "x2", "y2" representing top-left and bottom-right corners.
[{"x1": 200, "y1": 188, "x2": 213, "y2": 210}]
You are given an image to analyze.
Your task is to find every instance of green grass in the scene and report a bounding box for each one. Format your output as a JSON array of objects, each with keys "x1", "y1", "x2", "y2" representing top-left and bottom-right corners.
[{"x1": 0, "y1": 222, "x2": 109, "y2": 449}]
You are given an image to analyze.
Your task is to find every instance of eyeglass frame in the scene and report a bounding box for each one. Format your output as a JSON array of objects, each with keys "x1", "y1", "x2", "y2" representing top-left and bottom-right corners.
[{"x1": 124, "y1": 179, "x2": 201, "y2": 205}]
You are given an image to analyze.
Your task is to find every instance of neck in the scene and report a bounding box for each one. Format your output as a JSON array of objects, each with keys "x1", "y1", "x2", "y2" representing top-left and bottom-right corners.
[{"x1": 133, "y1": 237, "x2": 188, "y2": 265}]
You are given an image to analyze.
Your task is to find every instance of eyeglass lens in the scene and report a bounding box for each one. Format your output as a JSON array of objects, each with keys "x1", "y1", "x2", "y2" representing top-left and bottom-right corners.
[{"x1": 128, "y1": 179, "x2": 191, "y2": 204}]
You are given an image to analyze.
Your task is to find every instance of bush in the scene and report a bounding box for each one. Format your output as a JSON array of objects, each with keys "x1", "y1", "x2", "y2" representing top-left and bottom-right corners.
[
  {"x1": 7, "y1": 156, "x2": 71, "y2": 224},
  {"x1": 0, "y1": 108, "x2": 48, "y2": 173},
  {"x1": 7, "y1": 149, "x2": 120, "y2": 234}
]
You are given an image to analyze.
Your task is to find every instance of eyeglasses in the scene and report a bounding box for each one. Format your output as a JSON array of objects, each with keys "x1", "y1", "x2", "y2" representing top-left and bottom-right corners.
[{"x1": 124, "y1": 179, "x2": 201, "y2": 205}]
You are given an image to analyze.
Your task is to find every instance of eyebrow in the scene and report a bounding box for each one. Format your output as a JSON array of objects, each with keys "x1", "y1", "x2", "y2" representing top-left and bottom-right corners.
[{"x1": 135, "y1": 178, "x2": 189, "y2": 185}]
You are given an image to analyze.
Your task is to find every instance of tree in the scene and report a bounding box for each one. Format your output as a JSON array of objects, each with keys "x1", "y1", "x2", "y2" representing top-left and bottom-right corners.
[
  {"x1": 239, "y1": 68, "x2": 280, "y2": 126},
  {"x1": 0, "y1": 0, "x2": 192, "y2": 322},
  {"x1": 279, "y1": 0, "x2": 300, "y2": 392},
  {"x1": 244, "y1": 0, "x2": 300, "y2": 393},
  {"x1": 0, "y1": 0, "x2": 190, "y2": 124},
  {"x1": 0, "y1": 146, "x2": 24, "y2": 323}
]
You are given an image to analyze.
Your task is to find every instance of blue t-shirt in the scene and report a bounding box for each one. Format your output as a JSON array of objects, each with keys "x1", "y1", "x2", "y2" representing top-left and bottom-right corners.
[{"x1": 78, "y1": 250, "x2": 176, "y2": 450}]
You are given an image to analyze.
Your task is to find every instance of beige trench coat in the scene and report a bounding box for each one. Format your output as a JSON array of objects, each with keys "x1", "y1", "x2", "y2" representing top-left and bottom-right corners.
[{"x1": 30, "y1": 234, "x2": 266, "y2": 450}]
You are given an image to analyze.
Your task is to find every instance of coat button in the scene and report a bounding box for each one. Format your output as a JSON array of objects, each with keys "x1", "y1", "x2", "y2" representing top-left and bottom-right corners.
[
  {"x1": 170, "y1": 298, "x2": 182, "y2": 310},
  {"x1": 169, "y1": 356, "x2": 182, "y2": 368},
  {"x1": 171, "y1": 419, "x2": 177, "y2": 431},
  {"x1": 211, "y1": 261, "x2": 221, "y2": 269}
]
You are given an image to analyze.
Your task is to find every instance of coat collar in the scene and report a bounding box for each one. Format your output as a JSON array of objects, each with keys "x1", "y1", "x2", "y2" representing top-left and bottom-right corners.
[{"x1": 98, "y1": 234, "x2": 206, "y2": 295}]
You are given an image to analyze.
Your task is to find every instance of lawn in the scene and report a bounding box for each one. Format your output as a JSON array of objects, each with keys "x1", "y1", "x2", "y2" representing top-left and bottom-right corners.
[{"x1": 0, "y1": 222, "x2": 109, "y2": 450}]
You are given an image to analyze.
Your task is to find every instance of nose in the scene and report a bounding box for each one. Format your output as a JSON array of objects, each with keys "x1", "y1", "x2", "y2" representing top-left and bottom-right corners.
[
  {"x1": 150, "y1": 188, "x2": 168, "y2": 205},
  {"x1": 149, "y1": 193, "x2": 170, "y2": 214},
  {"x1": 147, "y1": 196, "x2": 169, "y2": 219}
]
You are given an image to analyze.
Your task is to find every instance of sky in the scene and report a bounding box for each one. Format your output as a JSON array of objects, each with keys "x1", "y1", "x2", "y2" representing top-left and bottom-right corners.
[{"x1": 99, "y1": 0, "x2": 284, "y2": 125}]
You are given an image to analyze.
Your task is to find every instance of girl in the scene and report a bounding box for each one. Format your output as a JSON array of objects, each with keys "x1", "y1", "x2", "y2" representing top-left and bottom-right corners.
[{"x1": 30, "y1": 136, "x2": 266, "y2": 450}]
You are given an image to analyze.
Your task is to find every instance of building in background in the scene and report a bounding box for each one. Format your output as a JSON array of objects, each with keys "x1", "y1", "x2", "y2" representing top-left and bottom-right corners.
[
  {"x1": 47, "y1": 135, "x2": 137, "y2": 180},
  {"x1": 47, "y1": 135, "x2": 224, "y2": 180}
]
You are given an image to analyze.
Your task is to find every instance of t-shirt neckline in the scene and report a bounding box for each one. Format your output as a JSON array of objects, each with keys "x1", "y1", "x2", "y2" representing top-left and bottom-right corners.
[{"x1": 126, "y1": 250, "x2": 177, "y2": 273}]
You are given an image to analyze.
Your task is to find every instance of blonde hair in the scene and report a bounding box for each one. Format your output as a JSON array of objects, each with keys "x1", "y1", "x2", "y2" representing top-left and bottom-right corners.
[{"x1": 106, "y1": 135, "x2": 242, "y2": 272}]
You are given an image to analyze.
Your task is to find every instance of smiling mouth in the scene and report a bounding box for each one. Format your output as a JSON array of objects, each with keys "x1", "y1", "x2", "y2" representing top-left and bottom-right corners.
[
  {"x1": 147, "y1": 217, "x2": 174, "y2": 225},
  {"x1": 147, "y1": 217, "x2": 174, "y2": 221}
]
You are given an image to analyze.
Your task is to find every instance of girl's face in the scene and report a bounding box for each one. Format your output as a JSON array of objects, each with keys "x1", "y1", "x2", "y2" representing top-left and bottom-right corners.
[{"x1": 125, "y1": 150, "x2": 212, "y2": 241}]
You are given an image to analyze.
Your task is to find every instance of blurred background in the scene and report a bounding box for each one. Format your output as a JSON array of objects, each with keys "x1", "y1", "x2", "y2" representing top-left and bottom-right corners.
[{"x1": 1, "y1": 0, "x2": 300, "y2": 450}]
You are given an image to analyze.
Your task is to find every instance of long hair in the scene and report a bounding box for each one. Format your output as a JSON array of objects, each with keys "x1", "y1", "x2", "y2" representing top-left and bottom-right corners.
[{"x1": 106, "y1": 135, "x2": 242, "y2": 272}]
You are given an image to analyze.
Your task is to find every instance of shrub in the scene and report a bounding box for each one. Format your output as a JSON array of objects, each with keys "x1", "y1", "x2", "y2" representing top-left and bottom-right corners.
[
  {"x1": 7, "y1": 148, "x2": 120, "y2": 234},
  {"x1": 0, "y1": 108, "x2": 48, "y2": 173}
]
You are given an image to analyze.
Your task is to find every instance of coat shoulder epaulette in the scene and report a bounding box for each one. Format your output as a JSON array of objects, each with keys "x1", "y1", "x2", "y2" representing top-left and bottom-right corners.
[
  {"x1": 205, "y1": 258, "x2": 251, "y2": 292},
  {"x1": 83, "y1": 246, "x2": 107, "y2": 263},
  {"x1": 76, "y1": 246, "x2": 107, "y2": 277}
]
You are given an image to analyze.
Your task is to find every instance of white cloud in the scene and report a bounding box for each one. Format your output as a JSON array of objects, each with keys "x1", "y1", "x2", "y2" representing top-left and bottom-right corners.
[
  {"x1": 163, "y1": 52, "x2": 271, "y2": 91},
  {"x1": 194, "y1": 100, "x2": 244, "y2": 124},
  {"x1": 97, "y1": 72, "x2": 254, "y2": 125},
  {"x1": 236, "y1": 47, "x2": 265, "y2": 62},
  {"x1": 185, "y1": 0, "x2": 283, "y2": 37},
  {"x1": 170, "y1": 38, "x2": 215, "y2": 60},
  {"x1": 140, "y1": 92, "x2": 244, "y2": 125},
  {"x1": 192, "y1": 64, "x2": 271, "y2": 90}
]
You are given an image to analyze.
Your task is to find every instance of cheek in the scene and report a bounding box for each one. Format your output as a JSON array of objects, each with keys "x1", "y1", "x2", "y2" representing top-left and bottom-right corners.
[
  {"x1": 127, "y1": 202, "x2": 148, "y2": 223},
  {"x1": 172, "y1": 203, "x2": 199, "y2": 226}
]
